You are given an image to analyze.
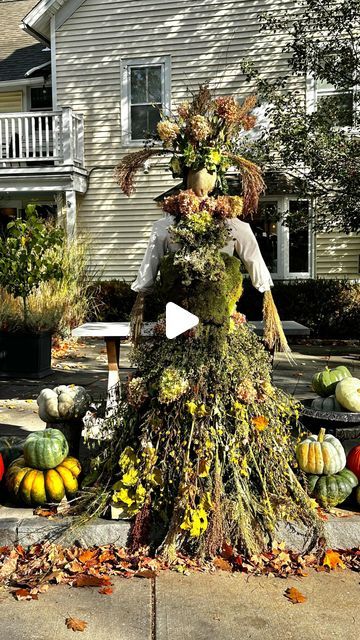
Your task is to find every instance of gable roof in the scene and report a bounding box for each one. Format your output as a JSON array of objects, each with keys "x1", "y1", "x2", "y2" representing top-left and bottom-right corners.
[
  {"x1": 22, "y1": 0, "x2": 85, "y2": 42},
  {"x1": 0, "y1": 0, "x2": 50, "y2": 82}
]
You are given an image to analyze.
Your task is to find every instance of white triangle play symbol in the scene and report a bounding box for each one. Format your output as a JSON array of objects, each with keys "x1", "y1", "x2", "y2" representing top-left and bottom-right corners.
[{"x1": 165, "y1": 302, "x2": 199, "y2": 339}]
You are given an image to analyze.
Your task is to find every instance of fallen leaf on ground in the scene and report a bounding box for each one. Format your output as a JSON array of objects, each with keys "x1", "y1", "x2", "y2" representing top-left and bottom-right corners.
[
  {"x1": 213, "y1": 557, "x2": 232, "y2": 572},
  {"x1": 33, "y1": 507, "x2": 58, "y2": 518},
  {"x1": 78, "y1": 549, "x2": 98, "y2": 564},
  {"x1": 285, "y1": 587, "x2": 307, "y2": 604},
  {"x1": 135, "y1": 569, "x2": 157, "y2": 579},
  {"x1": 72, "y1": 574, "x2": 111, "y2": 588},
  {"x1": 99, "y1": 586, "x2": 113, "y2": 595},
  {"x1": 323, "y1": 550, "x2": 346, "y2": 570},
  {"x1": 13, "y1": 588, "x2": 38, "y2": 601},
  {"x1": 65, "y1": 617, "x2": 88, "y2": 632}
]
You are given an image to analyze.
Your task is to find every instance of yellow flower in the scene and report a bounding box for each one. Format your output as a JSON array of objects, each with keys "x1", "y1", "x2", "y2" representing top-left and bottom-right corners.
[
  {"x1": 197, "y1": 403, "x2": 207, "y2": 417},
  {"x1": 251, "y1": 416, "x2": 269, "y2": 431},
  {"x1": 180, "y1": 507, "x2": 208, "y2": 537},
  {"x1": 119, "y1": 446, "x2": 137, "y2": 471},
  {"x1": 121, "y1": 468, "x2": 139, "y2": 487},
  {"x1": 186, "y1": 401, "x2": 197, "y2": 416}
]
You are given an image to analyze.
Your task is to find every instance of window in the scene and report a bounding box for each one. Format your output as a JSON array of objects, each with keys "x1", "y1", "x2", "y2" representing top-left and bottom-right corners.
[
  {"x1": 316, "y1": 79, "x2": 354, "y2": 127},
  {"x1": 249, "y1": 196, "x2": 312, "y2": 279},
  {"x1": 307, "y1": 75, "x2": 358, "y2": 128},
  {"x1": 121, "y1": 57, "x2": 171, "y2": 144},
  {"x1": 30, "y1": 87, "x2": 52, "y2": 111}
]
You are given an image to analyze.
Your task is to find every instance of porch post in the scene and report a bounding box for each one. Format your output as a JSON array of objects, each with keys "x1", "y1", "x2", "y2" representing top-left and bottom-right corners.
[{"x1": 65, "y1": 189, "x2": 77, "y2": 238}]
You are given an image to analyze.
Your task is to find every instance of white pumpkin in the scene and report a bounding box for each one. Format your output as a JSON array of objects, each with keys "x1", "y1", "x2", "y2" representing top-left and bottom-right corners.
[
  {"x1": 335, "y1": 377, "x2": 360, "y2": 413},
  {"x1": 37, "y1": 385, "x2": 92, "y2": 423}
]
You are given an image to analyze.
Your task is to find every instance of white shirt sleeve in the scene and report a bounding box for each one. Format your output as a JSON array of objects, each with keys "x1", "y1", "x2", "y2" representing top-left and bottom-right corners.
[
  {"x1": 227, "y1": 218, "x2": 273, "y2": 292},
  {"x1": 131, "y1": 218, "x2": 170, "y2": 292}
]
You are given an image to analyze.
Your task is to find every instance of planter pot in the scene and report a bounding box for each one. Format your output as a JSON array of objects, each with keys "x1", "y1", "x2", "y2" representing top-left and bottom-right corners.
[
  {"x1": 300, "y1": 398, "x2": 360, "y2": 441},
  {"x1": 0, "y1": 331, "x2": 52, "y2": 379},
  {"x1": 187, "y1": 168, "x2": 217, "y2": 196}
]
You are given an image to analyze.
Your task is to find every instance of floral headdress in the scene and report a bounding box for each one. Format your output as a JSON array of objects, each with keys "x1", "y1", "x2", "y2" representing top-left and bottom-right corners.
[{"x1": 115, "y1": 86, "x2": 265, "y2": 214}]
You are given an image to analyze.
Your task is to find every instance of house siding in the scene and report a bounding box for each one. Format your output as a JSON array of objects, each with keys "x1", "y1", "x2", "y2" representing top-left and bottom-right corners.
[
  {"x1": 54, "y1": 0, "x2": 302, "y2": 281},
  {"x1": 0, "y1": 90, "x2": 23, "y2": 112},
  {"x1": 316, "y1": 233, "x2": 360, "y2": 280},
  {"x1": 54, "y1": 0, "x2": 358, "y2": 282}
]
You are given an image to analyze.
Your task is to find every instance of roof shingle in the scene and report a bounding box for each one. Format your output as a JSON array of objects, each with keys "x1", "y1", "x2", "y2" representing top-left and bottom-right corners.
[{"x1": 0, "y1": 0, "x2": 50, "y2": 82}]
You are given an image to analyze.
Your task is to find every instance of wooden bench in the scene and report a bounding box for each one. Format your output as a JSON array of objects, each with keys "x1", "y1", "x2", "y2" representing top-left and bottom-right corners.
[{"x1": 72, "y1": 320, "x2": 310, "y2": 394}]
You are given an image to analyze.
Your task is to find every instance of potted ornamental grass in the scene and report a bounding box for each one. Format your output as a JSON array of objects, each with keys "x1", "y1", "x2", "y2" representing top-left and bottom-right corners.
[{"x1": 0, "y1": 205, "x2": 64, "y2": 378}]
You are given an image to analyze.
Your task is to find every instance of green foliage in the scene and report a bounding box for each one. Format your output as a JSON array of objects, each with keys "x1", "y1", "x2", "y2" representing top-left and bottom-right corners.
[
  {"x1": 241, "y1": 0, "x2": 360, "y2": 232},
  {"x1": 0, "y1": 234, "x2": 92, "y2": 335},
  {"x1": 0, "y1": 205, "x2": 64, "y2": 325},
  {"x1": 87, "y1": 279, "x2": 137, "y2": 322},
  {"x1": 238, "y1": 279, "x2": 360, "y2": 339}
]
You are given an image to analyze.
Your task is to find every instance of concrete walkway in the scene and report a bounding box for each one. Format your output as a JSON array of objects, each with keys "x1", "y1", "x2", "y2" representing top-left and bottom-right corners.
[
  {"x1": 1, "y1": 570, "x2": 359, "y2": 640},
  {"x1": 1, "y1": 339, "x2": 360, "y2": 640}
]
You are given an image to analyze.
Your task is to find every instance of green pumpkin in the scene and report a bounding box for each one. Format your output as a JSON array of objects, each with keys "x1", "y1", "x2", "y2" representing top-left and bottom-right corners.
[
  {"x1": 23, "y1": 429, "x2": 69, "y2": 470},
  {"x1": 0, "y1": 436, "x2": 24, "y2": 467},
  {"x1": 310, "y1": 395, "x2": 344, "y2": 412},
  {"x1": 307, "y1": 468, "x2": 358, "y2": 507},
  {"x1": 335, "y1": 377, "x2": 360, "y2": 413},
  {"x1": 312, "y1": 366, "x2": 351, "y2": 397}
]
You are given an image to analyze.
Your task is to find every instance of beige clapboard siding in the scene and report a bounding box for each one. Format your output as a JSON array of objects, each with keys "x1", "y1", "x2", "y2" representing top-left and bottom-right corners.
[
  {"x1": 0, "y1": 91, "x2": 23, "y2": 113},
  {"x1": 55, "y1": 0, "x2": 302, "y2": 280},
  {"x1": 316, "y1": 233, "x2": 360, "y2": 279}
]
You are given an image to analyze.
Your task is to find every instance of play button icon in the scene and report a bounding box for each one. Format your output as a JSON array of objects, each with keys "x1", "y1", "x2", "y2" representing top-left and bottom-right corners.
[{"x1": 165, "y1": 302, "x2": 199, "y2": 339}]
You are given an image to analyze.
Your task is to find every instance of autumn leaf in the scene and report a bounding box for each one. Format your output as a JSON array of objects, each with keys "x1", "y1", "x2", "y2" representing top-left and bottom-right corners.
[
  {"x1": 98, "y1": 550, "x2": 116, "y2": 563},
  {"x1": 65, "y1": 617, "x2": 88, "y2": 632},
  {"x1": 99, "y1": 586, "x2": 113, "y2": 595},
  {"x1": 285, "y1": 587, "x2": 307, "y2": 604},
  {"x1": 78, "y1": 549, "x2": 98, "y2": 564},
  {"x1": 135, "y1": 569, "x2": 157, "y2": 579},
  {"x1": 323, "y1": 550, "x2": 346, "y2": 570},
  {"x1": 213, "y1": 557, "x2": 232, "y2": 572},
  {"x1": 251, "y1": 416, "x2": 269, "y2": 431},
  {"x1": 13, "y1": 589, "x2": 38, "y2": 601},
  {"x1": 33, "y1": 507, "x2": 57, "y2": 518},
  {"x1": 221, "y1": 542, "x2": 234, "y2": 559},
  {"x1": 73, "y1": 575, "x2": 111, "y2": 588}
]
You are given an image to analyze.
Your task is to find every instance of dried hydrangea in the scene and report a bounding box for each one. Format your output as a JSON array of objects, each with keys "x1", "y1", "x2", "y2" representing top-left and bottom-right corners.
[
  {"x1": 158, "y1": 367, "x2": 189, "y2": 404},
  {"x1": 185, "y1": 210, "x2": 213, "y2": 234},
  {"x1": 162, "y1": 190, "x2": 201, "y2": 217},
  {"x1": 189, "y1": 115, "x2": 212, "y2": 141},
  {"x1": 177, "y1": 101, "x2": 191, "y2": 119},
  {"x1": 157, "y1": 120, "x2": 180, "y2": 145},
  {"x1": 237, "y1": 379, "x2": 257, "y2": 404},
  {"x1": 214, "y1": 96, "x2": 239, "y2": 124},
  {"x1": 215, "y1": 195, "x2": 244, "y2": 219},
  {"x1": 126, "y1": 377, "x2": 149, "y2": 408}
]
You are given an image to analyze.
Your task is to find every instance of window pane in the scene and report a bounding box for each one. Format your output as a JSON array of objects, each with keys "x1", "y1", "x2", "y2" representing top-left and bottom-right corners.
[
  {"x1": 250, "y1": 201, "x2": 278, "y2": 273},
  {"x1": 289, "y1": 200, "x2": 309, "y2": 273},
  {"x1": 131, "y1": 68, "x2": 147, "y2": 103},
  {"x1": 317, "y1": 93, "x2": 353, "y2": 127},
  {"x1": 131, "y1": 104, "x2": 162, "y2": 139},
  {"x1": 30, "y1": 87, "x2": 52, "y2": 110},
  {"x1": 148, "y1": 66, "x2": 162, "y2": 102}
]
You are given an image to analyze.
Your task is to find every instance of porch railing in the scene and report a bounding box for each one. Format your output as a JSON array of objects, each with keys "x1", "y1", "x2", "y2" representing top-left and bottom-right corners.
[{"x1": 0, "y1": 107, "x2": 84, "y2": 167}]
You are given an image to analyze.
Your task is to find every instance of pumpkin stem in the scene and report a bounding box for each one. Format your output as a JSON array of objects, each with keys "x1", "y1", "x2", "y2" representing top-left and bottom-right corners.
[{"x1": 318, "y1": 427, "x2": 326, "y2": 443}]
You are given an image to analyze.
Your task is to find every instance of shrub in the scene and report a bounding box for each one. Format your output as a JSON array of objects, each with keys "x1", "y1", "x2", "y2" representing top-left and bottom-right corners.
[
  {"x1": 238, "y1": 279, "x2": 360, "y2": 339},
  {"x1": 87, "y1": 280, "x2": 137, "y2": 322},
  {"x1": 0, "y1": 234, "x2": 94, "y2": 336}
]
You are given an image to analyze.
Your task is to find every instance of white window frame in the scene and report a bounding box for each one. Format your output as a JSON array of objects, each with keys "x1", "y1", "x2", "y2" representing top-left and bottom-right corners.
[
  {"x1": 258, "y1": 195, "x2": 313, "y2": 280},
  {"x1": 120, "y1": 56, "x2": 171, "y2": 147},
  {"x1": 306, "y1": 75, "x2": 359, "y2": 130}
]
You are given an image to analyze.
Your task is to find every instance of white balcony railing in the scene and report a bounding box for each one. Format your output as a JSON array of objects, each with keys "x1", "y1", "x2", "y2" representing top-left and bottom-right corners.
[{"x1": 0, "y1": 107, "x2": 84, "y2": 167}]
